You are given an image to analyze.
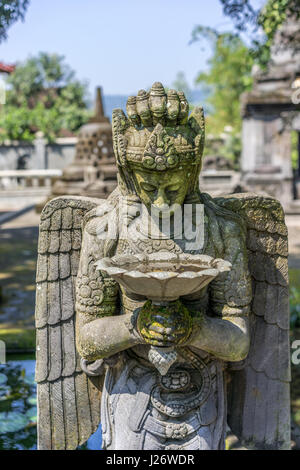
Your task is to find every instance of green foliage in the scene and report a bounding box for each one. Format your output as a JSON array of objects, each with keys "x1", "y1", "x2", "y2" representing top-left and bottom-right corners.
[
  {"x1": 0, "y1": 329, "x2": 35, "y2": 352},
  {"x1": 0, "y1": 0, "x2": 29, "y2": 42},
  {"x1": 289, "y1": 269, "x2": 300, "y2": 330},
  {"x1": 220, "y1": 131, "x2": 242, "y2": 168},
  {"x1": 220, "y1": 0, "x2": 257, "y2": 31},
  {"x1": 219, "y1": 0, "x2": 300, "y2": 67},
  {"x1": 0, "y1": 52, "x2": 90, "y2": 142},
  {"x1": 193, "y1": 29, "x2": 253, "y2": 135},
  {"x1": 172, "y1": 71, "x2": 192, "y2": 101},
  {"x1": 192, "y1": 28, "x2": 253, "y2": 165},
  {"x1": 254, "y1": 0, "x2": 299, "y2": 67},
  {"x1": 192, "y1": 2, "x2": 300, "y2": 164},
  {"x1": 290, "y1": 286, "x2": 300, "y2": 329}
]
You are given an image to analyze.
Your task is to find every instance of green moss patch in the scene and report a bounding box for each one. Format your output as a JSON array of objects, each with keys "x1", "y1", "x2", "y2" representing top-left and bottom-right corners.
[
  {"x1": 0, "y1": 328, "x2": 35, "y2": 352},
  {"x1": 0, "y1": 232, "x2": 37, "y2": 329}
]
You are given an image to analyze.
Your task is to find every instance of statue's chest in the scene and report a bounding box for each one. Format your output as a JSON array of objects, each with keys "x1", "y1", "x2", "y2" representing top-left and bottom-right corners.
[
  {"x1": 117, "y1": 237, "x2": 184, "y2": 256},
  {"x1": 116, "y1": 215, "x2": 216, "y2": 316},
  {"x1": 116, "y1": 218, "x2": 214, "y2": 257}
]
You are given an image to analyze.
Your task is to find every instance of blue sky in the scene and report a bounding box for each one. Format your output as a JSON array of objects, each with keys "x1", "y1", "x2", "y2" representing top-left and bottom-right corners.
[{"x1": 0, "y1": 0, "x2": 258, "y2": 95}]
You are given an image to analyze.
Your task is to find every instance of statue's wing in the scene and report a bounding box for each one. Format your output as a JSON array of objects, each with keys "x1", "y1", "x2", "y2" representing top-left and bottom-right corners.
[
  {"x1": 215, "y1": 193, "x2": 290, "y2": 450},
  {"x1": 35, "y1": 196, "x2": 104, "y2": 450}
]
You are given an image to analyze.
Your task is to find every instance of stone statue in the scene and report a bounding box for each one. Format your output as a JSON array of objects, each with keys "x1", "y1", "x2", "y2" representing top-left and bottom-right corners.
[{"x1": 35, "y1": 82, "x2": 290, "y2": 450}]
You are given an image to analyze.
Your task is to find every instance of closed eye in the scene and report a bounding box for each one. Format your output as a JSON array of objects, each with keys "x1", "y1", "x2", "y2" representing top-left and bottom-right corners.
[
  {"x1": 141, "y1": 183, "x2": 156, "y2": 192},
  {"x1": 166, "y1": 186, "x2": 180, "y2": 193}
]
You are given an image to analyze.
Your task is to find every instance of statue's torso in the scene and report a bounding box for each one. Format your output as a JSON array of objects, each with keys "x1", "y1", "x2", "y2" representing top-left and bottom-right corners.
[{"x1": 101, "y1": 207, "x2": 227, "y2": 450}]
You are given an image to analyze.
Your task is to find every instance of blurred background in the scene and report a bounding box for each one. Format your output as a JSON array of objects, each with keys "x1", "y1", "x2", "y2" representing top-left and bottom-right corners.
[{"x1": 0, "y1": 0, "x2": 299, "y2": 450}]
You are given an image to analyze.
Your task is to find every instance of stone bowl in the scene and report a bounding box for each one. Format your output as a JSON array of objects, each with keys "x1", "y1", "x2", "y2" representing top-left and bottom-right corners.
[{"x1": 95, "y1": 252, "x2": 231, "y2": 303}]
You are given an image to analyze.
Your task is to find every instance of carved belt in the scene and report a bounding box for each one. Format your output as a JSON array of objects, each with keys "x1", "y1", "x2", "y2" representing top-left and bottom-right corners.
[
  {"x1": 150, "y1": 353, "x2": 211, "y2": 418},
  {"x1": 143, "y1": 414, "x2": 201, "y2": 440}
]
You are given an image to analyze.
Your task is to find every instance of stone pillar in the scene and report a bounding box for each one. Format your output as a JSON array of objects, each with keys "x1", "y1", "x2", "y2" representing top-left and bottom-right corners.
[
  {"x1": 241, "y1": 118, "x2": 264, "y2": 173},
  {"x1": 240, "y1": 15, "x2": 300, "y2": 211},
  {"x1": 31, "y1": 132, "x2": 47, "y2": 170}
]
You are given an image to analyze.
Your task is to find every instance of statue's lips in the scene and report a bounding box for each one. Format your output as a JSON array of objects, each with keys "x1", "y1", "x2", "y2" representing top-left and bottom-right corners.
[{"x1": 95, "y1": 253, "x2": 231, "y2": 302}]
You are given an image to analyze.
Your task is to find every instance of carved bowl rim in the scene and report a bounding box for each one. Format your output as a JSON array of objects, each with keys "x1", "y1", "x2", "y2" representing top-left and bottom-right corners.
[
  {"x1": 95, "y1": 253, "x2": 231, "y2": 301},
  {"x1": 96, "y1": 252, "x2": 231, "y2": 275}
]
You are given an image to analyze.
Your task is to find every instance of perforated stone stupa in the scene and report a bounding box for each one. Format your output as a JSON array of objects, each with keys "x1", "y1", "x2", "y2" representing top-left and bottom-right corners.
[{"x1": 51, "y1": 87, "x2": 117, "y2": 200}]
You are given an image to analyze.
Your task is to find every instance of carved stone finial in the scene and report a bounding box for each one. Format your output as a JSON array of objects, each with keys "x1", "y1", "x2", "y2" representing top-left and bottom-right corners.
[
  {"x1": 149, "y1": 82, "x2": 167, "y2": 124},
  {"x1": 167, "y1": 90, "x2": 180, "y2": 123},
  {"x1": 136, "y1": 89, "x2": 149, "y2": 101},
  {"x1": 136, "y1": 90, "x2": 152, "y2": 127},
  {"x1": 149, "y1": 81, "x2": 166, "y2": 97},
  {"x1": 89, "y1": 87, "x2": 108, "y2": 124},
  {"x1": 126, "y1": 96, "x2": 140, "y2": 127},
  {"x1": 95, "y1": 87, "x2": 105, "y2": 119}
]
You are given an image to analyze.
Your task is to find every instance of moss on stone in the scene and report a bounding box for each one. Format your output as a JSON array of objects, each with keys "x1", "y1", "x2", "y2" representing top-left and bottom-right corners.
[{"x1": 137, "y1": 300, "x2": 192, "y2": 346}]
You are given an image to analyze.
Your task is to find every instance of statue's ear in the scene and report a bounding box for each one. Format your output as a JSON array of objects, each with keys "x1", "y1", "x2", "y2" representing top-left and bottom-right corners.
[
  {"x1": 112, "y1": 109, "x2": 136, "y2": 196},
  {"x1": 112, "y1": 108, "x2": 129, "y2": 134},
  {"x1": 188, "y1": 106, "x2": 205, "y2": 159},
  {"x1": 112, "y1": 108, "x2": 130, "y2": 167}
]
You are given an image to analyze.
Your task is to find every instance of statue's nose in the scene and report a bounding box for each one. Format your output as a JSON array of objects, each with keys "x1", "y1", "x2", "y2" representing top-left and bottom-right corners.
[{"x1": 153, "y1": 189, "x2": 169, "y2": 210}]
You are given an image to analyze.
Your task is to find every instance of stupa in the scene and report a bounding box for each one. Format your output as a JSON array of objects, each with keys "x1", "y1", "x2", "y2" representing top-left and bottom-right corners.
[{"x1": 51, "y1": 87, "x2": 117, "y2": 199}]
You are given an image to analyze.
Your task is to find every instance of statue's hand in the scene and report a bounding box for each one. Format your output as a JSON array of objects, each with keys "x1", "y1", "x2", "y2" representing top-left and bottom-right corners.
[{"x1": 137, "y1": 300, "x2": 193, "y2": 348}]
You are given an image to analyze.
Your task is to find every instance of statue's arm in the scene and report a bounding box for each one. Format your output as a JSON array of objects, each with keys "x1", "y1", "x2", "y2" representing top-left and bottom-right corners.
[
  {"x1": 76, "y1": 312, "x2": 140, "y2": 361},
  {"x1": 188, "y1": 221, "x2": 252, "y2": 362},
  {"x1": 189, "y1": 313, "x2": 249, "y2": 362},
  {"x1": 75, "y1": 221, "x2": 141, "y2": 361}
]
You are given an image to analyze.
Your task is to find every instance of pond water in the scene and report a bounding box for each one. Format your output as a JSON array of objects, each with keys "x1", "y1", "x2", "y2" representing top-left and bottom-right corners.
[{"x1": 0, "y1": 356, "x2": 102, "y2": 450}]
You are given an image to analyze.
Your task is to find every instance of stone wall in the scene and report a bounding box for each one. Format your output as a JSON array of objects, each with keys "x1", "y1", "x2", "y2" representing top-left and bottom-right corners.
[{"x1": 0, "y1": 137, "x2": 77, "y2": 172}]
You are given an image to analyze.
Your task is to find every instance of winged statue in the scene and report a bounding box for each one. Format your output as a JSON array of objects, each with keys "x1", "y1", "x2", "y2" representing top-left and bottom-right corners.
[{"x1": 35, "y1": 82, "x2": 290, "y2": 450}]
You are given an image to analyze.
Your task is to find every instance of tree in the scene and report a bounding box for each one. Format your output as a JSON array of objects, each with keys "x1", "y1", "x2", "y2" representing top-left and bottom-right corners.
[
  {"x1": 172, "y1": 72, "x2": 192, "y2": 101},
  {"x1": 0, "y1": 52, "x2": 90, "y2": 142},
  {"x1": 191, "y1": 29, "x2": 253, "y2": 167},
  {"x1": 193, "y1": 29, "x2": 253, "y2": 134},
  {"x1": 218, "y1": 0, "x2": 300, "y2": 66},
  {"x1": 0, "y1": 0, "x2": 30, "y2": 42},
  {"x1": 255, "y1": 0, "x2": 300, "y2": 66},
  {"x1": 191, "y1": 1, "x2": 300, "y2": 166}
]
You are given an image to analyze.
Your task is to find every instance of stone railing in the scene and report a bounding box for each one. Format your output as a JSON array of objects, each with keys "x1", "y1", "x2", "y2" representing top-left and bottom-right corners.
[
  {"x1": 200, "y1": 170, "x2": 241, "y2": 196},
  {"x1": 0, "y1": 169, "x2": 62, "y2": 190},
  {"x1": 0, "y1": 169, "x2": 63, "y2": 210}
]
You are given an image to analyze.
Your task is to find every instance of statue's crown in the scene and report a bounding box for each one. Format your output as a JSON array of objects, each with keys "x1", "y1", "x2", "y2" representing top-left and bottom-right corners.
[
  {"x1": 112, "y1": 82, "x2": 205, "y2": 190},
  {"x1": 126, "y1": 123, "x2": 201, "y2": 171}
]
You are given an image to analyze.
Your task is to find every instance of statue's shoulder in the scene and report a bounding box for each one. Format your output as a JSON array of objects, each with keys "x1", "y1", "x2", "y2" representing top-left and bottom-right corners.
[
  {"x1": 200, "y1": 192, "x2": 245, "y2": 240},
  {"x1": 211, "y1": 191, "x2": 287, "y2": 235},
  {"x1": 83, "y1": 189, "x2": 121, "y2": 237}
]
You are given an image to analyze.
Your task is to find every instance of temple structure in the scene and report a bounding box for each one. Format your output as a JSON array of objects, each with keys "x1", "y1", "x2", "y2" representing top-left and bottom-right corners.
[
  {"x1": 50, "y1": 87, "x2": 117, "y2": 200},
  {"x1": 0, "y1": 62, "x2": 15, "y2": 74},
  {"x1": 241, "y1": 15, "x2": 300, "y2": 211}
]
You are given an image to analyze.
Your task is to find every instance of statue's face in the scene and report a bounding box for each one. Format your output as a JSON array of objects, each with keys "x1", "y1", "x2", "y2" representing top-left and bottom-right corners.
[{"x1": 132, "y1": 167, "x2": 190, "y2": 212}]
